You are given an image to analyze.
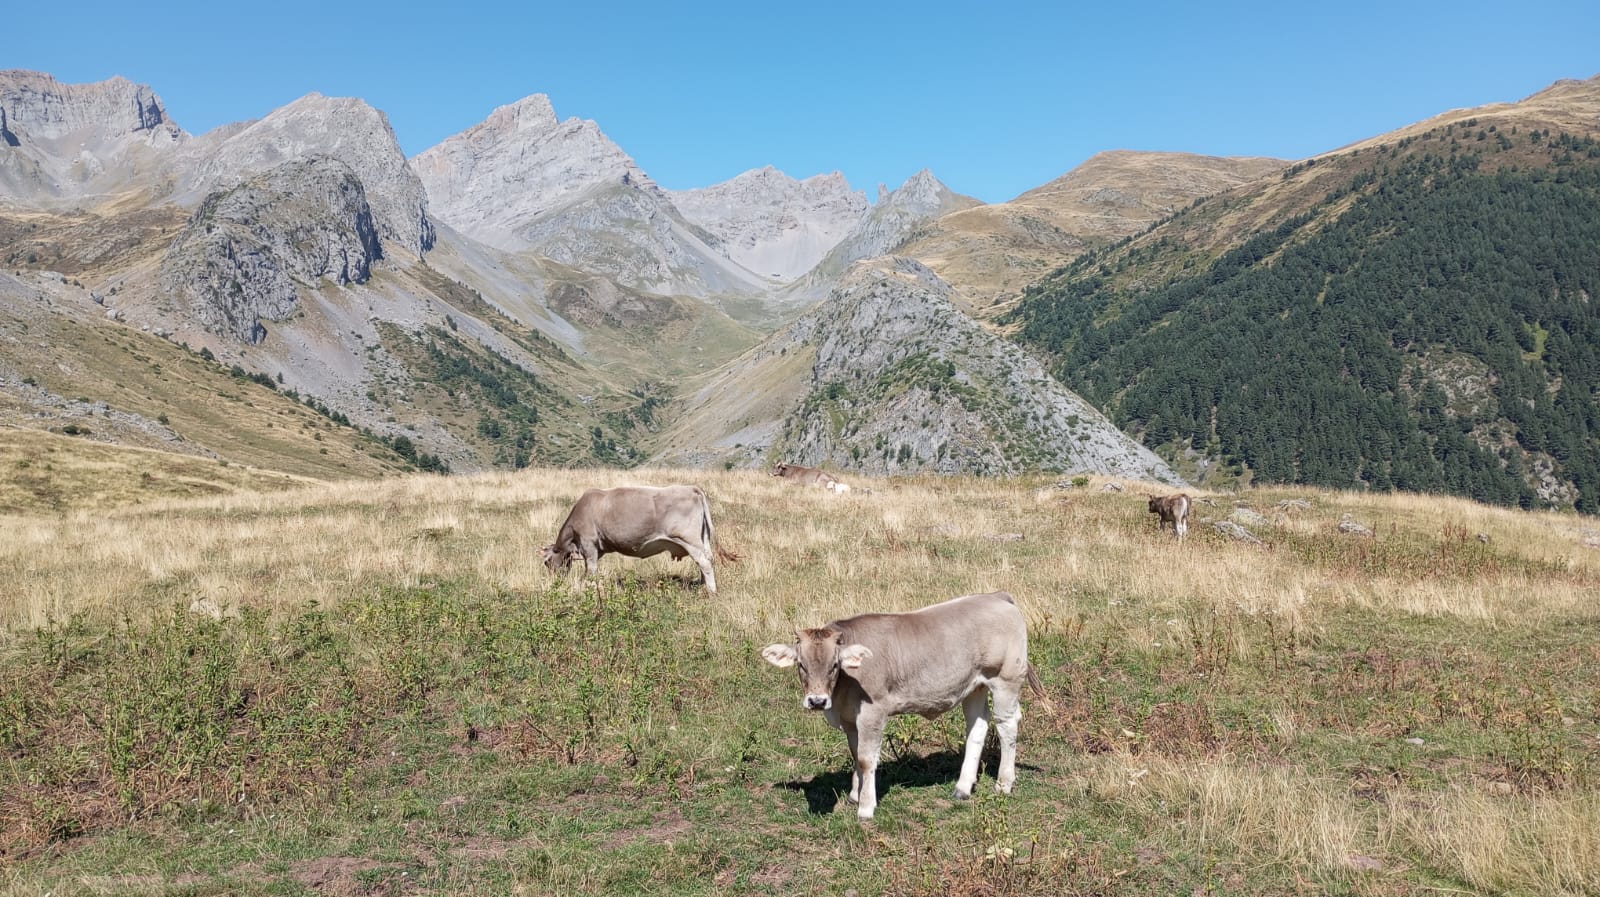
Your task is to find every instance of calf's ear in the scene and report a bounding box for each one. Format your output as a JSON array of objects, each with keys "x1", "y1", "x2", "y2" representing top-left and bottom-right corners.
[
  {"x1": 761, "y1": 644, "x2": 798, "y2": 668},
  {"x1": 839, "y1": 644, "x2": 873, "y2": 674}
]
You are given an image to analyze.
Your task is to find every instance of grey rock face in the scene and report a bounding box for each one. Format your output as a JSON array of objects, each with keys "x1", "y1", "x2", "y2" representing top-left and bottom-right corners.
[
  {"x1": 777, "y1": 258, "x2": 1183, "y2": 481},
  {"x1": 412, "y1": 94, "x2": 764, "y2": 297},
  {"x1": 0, "y1": 70, "x2": 186, "y2": 205},
  {"x1": 180, "y1": 93, "x2": 432, "y2": 256},
  {"x1": 790, "y1": 169, "x2": 980, "y2": 296},
  {"x1": 0, "y1": 70, "x2": 180, "y2": 141},
  {"x1": 671, "y1": 166, "x2": 868, "y2": 281},
  {"x1": 412, "y1": 94, "x2": 648, "y2": 239},
  {"x1": 160, "y1": 157, "x2": 381, "y2": 343}
]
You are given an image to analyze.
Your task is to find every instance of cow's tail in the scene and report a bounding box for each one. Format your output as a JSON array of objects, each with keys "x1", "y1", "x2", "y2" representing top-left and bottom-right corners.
[{"x1": 700, "y1": 488, "x2": 740, "y2": 564}]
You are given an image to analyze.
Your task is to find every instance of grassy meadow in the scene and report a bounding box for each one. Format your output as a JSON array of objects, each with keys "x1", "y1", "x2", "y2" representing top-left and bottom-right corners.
[{"x1": 2, "y1": 467, "x2": 1599, "y2": 895}]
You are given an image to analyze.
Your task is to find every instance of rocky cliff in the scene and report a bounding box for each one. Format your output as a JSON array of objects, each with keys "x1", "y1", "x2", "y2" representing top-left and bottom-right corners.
[
  {"x1": 179, "y1": 93, "x2": 433, "y2": 256},
  {"x1": 779, "y1": 259, "x2": 1181, "y2": 478},
  {"x1": 160, "y1": 157, "x2": 381, "y2": 343},
  {"x1": 670, "y1": 166, "x2": 868, "y2": 281},
  {"x1": 411, "y1": 94, "x2": 765, "y2": 298},
  {"x1": 0, "y1": 70, "x2": 186, "y2": 205}
]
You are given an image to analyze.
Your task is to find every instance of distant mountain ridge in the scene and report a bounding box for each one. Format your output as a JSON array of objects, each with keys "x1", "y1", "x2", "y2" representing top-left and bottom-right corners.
[
  {"x1": 20, "y1": 67, "x2": 1589, "y2": 494},
  {"x1": 670, "y1": 166, "x2": 869, "y2": 281}
]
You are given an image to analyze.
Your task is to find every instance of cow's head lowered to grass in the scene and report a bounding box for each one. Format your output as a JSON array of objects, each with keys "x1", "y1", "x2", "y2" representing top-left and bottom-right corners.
[
  {"x1": 538, "y1": 544, "x2": 579, "y2": 573},
  {"x1": 762, "y1": 627, "x2": 873, "y2": 711}
]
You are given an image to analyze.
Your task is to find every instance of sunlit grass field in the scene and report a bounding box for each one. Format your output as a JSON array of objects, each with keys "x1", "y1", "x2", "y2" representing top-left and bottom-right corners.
[{"x1": 2, "y1": 467, "x2": 1598, "y2": 895}]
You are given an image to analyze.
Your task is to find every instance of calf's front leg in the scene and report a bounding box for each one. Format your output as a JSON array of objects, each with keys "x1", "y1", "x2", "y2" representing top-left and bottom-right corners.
[{"x1": 852, "y1": 710, "x2": 886, "y2": 821}]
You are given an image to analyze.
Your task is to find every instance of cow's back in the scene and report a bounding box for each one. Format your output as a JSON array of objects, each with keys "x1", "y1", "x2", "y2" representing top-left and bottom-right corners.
[
  {"x1": 835, "y1": 592, "x2": 1027, "y2": 715},
  {"x1": 567, "y1": 485, "x2": 707, "y2": 548}
]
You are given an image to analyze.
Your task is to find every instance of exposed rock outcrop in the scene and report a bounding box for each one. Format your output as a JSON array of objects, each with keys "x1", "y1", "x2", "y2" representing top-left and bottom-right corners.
[
  {"x1": 778, "y1": 258, "x2": 1179, "y2": 479},
  {"x1": 160, "y1": 157, "x2": 381, "y2": 343},
  {"x1": 412, "y1": 94, "x2": 763, "y2": 299},
  {"x1": 788, "y1": 170, "x2": 980, "y2": 299},
  {"x1": 180, "y1": 93, "x2": 432, "y2": 256},
  {"x1": 671, "y1": 166, "x2": 868, "y2": 281},
  {"x1": 0, "y1": 70, "x2": 186, "y2": 205}
]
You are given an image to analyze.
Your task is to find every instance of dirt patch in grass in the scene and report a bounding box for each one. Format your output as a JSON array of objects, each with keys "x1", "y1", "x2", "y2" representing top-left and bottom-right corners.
[
  {"x1": 600, "y1": 809, "x2": 693, "y2": 850},
  {"x1": 291, "y1": 855, "x2": 388, "y2": 896}
]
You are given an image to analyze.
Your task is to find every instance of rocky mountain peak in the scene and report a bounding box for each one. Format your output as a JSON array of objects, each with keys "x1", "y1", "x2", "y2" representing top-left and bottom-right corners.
[
  {"x1": 670, "y1": 165, "x2": 869, "y2": 281},
  {"x1": 791, "y1": 169, "x2": 979, "y2": 293},
  {"x1": 0, "y1": 70, "x2": 187, "y2": 206},
  {"x1": 180, "y1": 93, "x2": 434, "y2": 256},
  {"x1": 160, "y1": 155, "x2": 382, "y2": 344},
  {"x1": 0, "y1": 70, "x2": 184, "y2": 142},
  {"x1": 411, "y1": 93, "x2": 652, "y2": 247}
]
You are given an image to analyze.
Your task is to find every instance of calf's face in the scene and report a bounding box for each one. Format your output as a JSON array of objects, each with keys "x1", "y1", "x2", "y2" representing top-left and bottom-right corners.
[
  {"x1": 770, "y1": 463, "x2": 790, "y2": 478},
  {"x1": 762, "y1": 628, "x2": 873, "y2": 711},
  {"x1": 539, "y1": 545, "x2": 574, "y2": 573}
]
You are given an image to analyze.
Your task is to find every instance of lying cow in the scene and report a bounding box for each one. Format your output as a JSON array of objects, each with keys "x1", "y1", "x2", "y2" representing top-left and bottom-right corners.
[
  {"x1": 1146, "y1": 492, "x2": 1192, "y2": 540},
  {"x1": 540, "y1": 484, "x2": 733, "y2": 593},
  {"x1": 761, "y1": 591, "x2": 1044, "y2": 820},
  {"x1": 771, "y1": 462, "x2": 851, "y2": 494}
]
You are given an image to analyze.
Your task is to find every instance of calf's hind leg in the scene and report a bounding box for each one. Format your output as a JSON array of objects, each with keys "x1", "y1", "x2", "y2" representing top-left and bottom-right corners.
[
  {"x1": 954, "y1": 686, "x2": 991, "y2": 800},
  {"x1": 989, "y1": 681, "x2": 1023, "y2": 794}
]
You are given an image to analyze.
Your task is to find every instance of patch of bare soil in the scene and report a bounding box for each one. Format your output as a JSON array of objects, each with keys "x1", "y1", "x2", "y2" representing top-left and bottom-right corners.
[
  {"x1": 600, "y1": 808, "x2": 693, "y2": 850},
  {"x1": 291, "y1": 855, "x2": 387, "y2": 896}
]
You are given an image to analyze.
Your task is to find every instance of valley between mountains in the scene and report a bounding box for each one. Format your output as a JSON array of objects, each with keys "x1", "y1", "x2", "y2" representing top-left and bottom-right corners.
[{"x1": 3, "y1": 69, "x2": 1598, "y2": 511}]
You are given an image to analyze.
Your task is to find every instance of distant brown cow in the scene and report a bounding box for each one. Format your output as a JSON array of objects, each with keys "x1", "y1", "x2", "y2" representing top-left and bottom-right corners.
[
  {"x1": 540, "y1": 485, "x2": 733, "y2": 593},
  {"x1": 762, "y1": 591, "x2": 1044, "y2": 821},
  {"x1": 1146, "y1": 492, "x2": 1191, "y2": 540},
  {"x1": 771, "y1": 462, "x2": 851, "y2": 494}
]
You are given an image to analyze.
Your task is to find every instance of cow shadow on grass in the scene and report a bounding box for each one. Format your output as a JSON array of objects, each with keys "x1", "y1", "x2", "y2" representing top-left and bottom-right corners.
[{"x1": 778, "y1": 750, "x2": 1043, "y2": 815}]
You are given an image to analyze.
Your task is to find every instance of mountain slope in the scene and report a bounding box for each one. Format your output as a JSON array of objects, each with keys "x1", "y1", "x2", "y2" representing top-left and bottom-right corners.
[
  {"x1": 670, "y1": 166, "x2": 868, "y2": 281},
  {"x1": 412, "y1": 94, "x2": 767, "y2": 300},
  {"x1": 657, "y1": 257, "x2": 1181, "y2": 482},
  {"x1": 1007, "y1": 75, "x2": 1600, "y2": 511},
  {"x1": 899, "y1": 151, "x2": 1287, "y2": 308},
  {"x1": 0, "y1": 70, "x2": 186, "y2": 207},
  {"x1": 178, "y1": 93, "x2": 434, "y2": 257}
]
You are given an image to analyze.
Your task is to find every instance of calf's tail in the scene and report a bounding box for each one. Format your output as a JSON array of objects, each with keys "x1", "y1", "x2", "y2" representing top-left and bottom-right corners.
[{"x1": 699, "y1": 488, "x2": 740, "y2": 564}]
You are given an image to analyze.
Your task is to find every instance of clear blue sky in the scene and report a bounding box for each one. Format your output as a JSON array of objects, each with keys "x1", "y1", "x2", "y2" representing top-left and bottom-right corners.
[{"x1": 12, "y1": 0, "x2": 1598, "y2": 203}]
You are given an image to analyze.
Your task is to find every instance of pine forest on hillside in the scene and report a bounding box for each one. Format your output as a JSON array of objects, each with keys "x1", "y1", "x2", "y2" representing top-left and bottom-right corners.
[{"x1": 1010, "y1": 128, "x2": 1600, "y2": 513}]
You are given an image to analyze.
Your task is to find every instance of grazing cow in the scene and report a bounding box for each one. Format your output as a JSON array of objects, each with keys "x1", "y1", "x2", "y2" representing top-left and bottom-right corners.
[
  {"x1": 540, "y1": 485, "x2": 732, "y2": 593},
  {"x1": 1146, "y1": 492, "x2": 1191, "y2": 540},
  {"x1": 761, "y1": 591, "x2": 1044, "y2": 820},
  {"x1": 771, "y1": 462, "x2": 851, "y2": 494}
]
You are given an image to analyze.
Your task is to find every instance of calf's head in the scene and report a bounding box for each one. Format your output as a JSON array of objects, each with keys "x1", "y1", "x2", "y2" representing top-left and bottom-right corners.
[
  {"x1": 761, "y1": 627, "x2": 872, "y2": 711},
  {"x1": 538, "y1": 544, "x2": 577, "y2": 573},
  {"x1": 770, "y1": 463, "x2": 791, "y2": 478}
]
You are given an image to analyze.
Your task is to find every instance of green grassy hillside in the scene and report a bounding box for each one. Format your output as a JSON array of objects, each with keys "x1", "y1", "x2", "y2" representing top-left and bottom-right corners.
[{"x1": 1009, "y1": 106, "x2": 1600, "y2": 513}]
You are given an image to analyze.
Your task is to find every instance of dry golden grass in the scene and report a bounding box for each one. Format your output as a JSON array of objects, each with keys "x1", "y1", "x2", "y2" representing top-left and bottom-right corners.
[
  {"x1": 0, "y1": 426, "x2": 317, "y2": 514},
  {"x1": 4, "y1": 468, "x2": 1597, "y2": 634},
  {"x1": 3, "y1": 467, "x2": 1598, "y2": 893},
  {"x1": 1077, "y1": 754, "x2": 1600, "y2": 893}
]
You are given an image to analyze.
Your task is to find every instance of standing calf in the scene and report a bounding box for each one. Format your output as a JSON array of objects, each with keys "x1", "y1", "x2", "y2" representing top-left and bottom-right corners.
[
  {"x1": 1146, "y1": 492, "x2": 1191, "y2": 540},
  {"x1": 761, "y1": 591, "x2": 1044, "y2": 820}
]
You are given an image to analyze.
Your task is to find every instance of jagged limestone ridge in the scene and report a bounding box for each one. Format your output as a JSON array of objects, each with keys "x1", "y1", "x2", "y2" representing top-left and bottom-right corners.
[{"x1": 160, "y1": 156, "x2": 381, "y2": 343}]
